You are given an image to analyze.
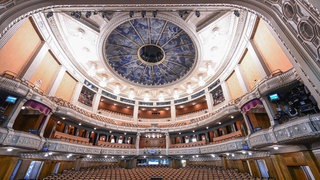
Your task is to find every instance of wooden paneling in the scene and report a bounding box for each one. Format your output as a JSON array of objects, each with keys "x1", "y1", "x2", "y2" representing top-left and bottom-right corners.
[
  {"x1": 139, "y1": 137, "x2": 166, "y2": 148},
  {"x1": 271, "y1": 151, "x2": 320, "y2": 180},
  {"x1": 225, "y1": 71, "x2": 245, "y2": 100},
  {"x1": 0, "y1": 18, "x2": 42, "y2": 75},
  {"x1": 54, "y1": 72, "x2": 77, "y2": 101},
  {"x1": 0, "y1": 156, "x2": 18, "y2": 179},
  {"x1": 138, "y1": 109, "x2": 170, "y2": 118},
  {"x1": 252, "y1": 19, "x2": 293, "y2": 73},
  {"x1": 239, "y1": 50, "x2": 263, "y2": 90},
  {"x1": 175, "y1": 101, "x2": 208, "y2": 116},
  {"x1": 29, "y1": 51, "x2": 60, "y2": 93}
]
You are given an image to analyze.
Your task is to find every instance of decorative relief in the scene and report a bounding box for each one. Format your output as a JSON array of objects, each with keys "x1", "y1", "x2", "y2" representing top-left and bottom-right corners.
[{"x1": 250, "y1": 114, "x2": 320, "y2": 148}]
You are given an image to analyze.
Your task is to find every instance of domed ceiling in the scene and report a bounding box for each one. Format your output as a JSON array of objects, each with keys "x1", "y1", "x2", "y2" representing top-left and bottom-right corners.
[
  {"x1": 104, "y1": 18, "x2": 196, "y2": 87},
  {"x1": 40, "y1": 9, "x2": 244, "y2": 101}
]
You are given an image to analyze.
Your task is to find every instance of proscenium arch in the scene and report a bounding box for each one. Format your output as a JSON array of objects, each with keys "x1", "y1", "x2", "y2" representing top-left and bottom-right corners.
[{"x1": 0, "y1": 0, "x2": 320, "y2": 107}]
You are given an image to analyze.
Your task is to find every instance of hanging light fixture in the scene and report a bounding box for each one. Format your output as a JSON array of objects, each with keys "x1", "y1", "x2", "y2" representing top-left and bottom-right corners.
[
  {"x1": 198, "y1": 74, "x2": 205, "y2": 86},
  {"x1": 158, "y1": 92, "x2": 164, "y2": 101},
  {"x1": 173, "y1": 89, "x2": 179, "y2": 99},
  {"x1": 114, "y1": 84, "x2": 120, "y2": 95},
  {"x1": 99, "y1": 77, "x2": 107, "y2": 87},
  {"x1": 88, "y1": 65, "x2": 96, "y2": 77},
  {"x1": 186, "y1": 83, "x2": 193, "y2": 94},
  {"x1": 144, "y1": 92, "x2": 150, "y2": 101},
  {"x1": 128, "y1": 89, "x2": 135, "y2": 99}
]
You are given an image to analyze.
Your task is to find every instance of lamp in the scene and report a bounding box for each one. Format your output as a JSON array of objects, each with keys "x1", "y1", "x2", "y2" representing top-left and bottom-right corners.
[
  {"x1": 114, "y1": 84, "x2": 120, "y2": 95},
  {"x1": 129, "y1": 11, "x2": 134, "y2": 18},
  {"x1": 173, "y1": 89, "x2": 179, "y2": 99},
  {"x1": 128, "y1": 89, "x2": 135, "y2": 99},
  {"x1": 195, "y1": 11, "x2": 200, "y2": 17}
]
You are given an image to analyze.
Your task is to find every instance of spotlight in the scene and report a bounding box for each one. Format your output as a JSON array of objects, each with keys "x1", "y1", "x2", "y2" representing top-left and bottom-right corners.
[
  {"x1": 46, "y1": 12, "x2": 53, "y2": 18},
  {"x1": 71, "y1": 11, "x2": 81, "y2": 19},
  {"x1": 85, "y1": 11, "x2": 92, "y2": 18},
  {"x1": 141, "y1": 11, "x2": 146, "y2": 18},
  {"x1": 179, "y1": 10, "x2": 188, "y2": 18},
  {"x1": 129, "y1": 11, "x2": 134, "y2": 18},
  {"x1": 152, "y1": 10, "x2": 158, "y2": 18},
  {"x1": 102, "y1": 11, "x2": 108, "y2": 18},
  {"x1": 234, "y1": 10, "x2": 240, "y2": 17},
  {"x1": 195, "y1": 11, "x2": 200, "y2": 18}
]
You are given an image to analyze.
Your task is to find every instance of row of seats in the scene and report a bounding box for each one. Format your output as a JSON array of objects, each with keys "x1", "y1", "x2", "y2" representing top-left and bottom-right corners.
[
  {"x1": 97, "y1": 140, "x2": 135, "y2": 149},
  {"x1": 53, "y1": 131, "x2": 92, "y2": 146},
  {"x1": 1, "y1": 71, "x2": 237, "y2": 129},
  {"x1": 170, "y1": 140, "x2": 206, "y2": 148},
  {"x1": 43, "y1": 164, "x2": 260, "y2": 180}
]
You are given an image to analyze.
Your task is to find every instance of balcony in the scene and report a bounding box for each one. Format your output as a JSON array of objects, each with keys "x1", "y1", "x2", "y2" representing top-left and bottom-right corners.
[{"x1": 248, "y1": 113, "x2": 320, "y2": 148}]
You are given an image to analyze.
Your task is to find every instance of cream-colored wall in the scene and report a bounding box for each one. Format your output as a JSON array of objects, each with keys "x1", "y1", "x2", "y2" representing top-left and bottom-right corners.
[
  {"x1": 225, "y1": 71, "x2": 245, "y2": 100},
  {"x1": 239, "y1": 50, "x2": 263, "y2": 90},
  {"x1": 252, "y1": 19, "x2": 293, "y2": 74},
  {"x1": 29, "y1": 51, "x2": 60, "y2": 93},
  {"x1": 0, "y1": 18, "x2": 42, "y2": 75},
  {"x1": 55, "y1": 72, "x2": 77, "y2": 101}
]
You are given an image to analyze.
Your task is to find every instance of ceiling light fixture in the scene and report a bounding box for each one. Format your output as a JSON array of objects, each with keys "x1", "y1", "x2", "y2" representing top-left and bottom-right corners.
[
  {"x1": 114, "y1": 84, "x2": 120, "y2": 95},
  {"x1": 71, "y1": 11, "x2": 81, "y2": 19},
  {"x1": 173, "y1": 89, "x2": 179, "y2": 99},
  {"x1": 186, "y1": 84, "x2": 193, "y2": 94},
  {"x1": 273, "y1": 146, "x2": 279, "y2": 150},
  {"x1": 198, "y1": 75, "x2": 205, "y2": 86},
  {"x1": 129, "y1": 11, "x2": 134, "y2": 18},
  {"x1": 128, "y1": 89, "x2": 135, "y2": 99},
  {"x1": 158, "y1": 93, "x2": 164, "y2": 101},
  {"x1": 234, "y1": 10, "x2": 240, "y2": 17},
  {"x1": 46, "y1": 12, "x2": 53, "y2": 18},
  {"x1": 144, "y1": 92, "x2": 150, "y2": 102},
  {"x1": 141, "y1": 11, "x2": 146, "y2": 18},
  {"x1": 7, "y1": 148, "x2": 13, "y2": 152},
  {"x1": 99, "y1": 77, "x2": 107, "y2": 87},
  {"x1": 152, "y1": 10, "x2": 158, "y2": 18},
  {"x1": 85, "y1": 11, "x2": 92, "y2": 18},
  {"x1": 195, "y1": 11, "x2": 200, "y2": 17}
]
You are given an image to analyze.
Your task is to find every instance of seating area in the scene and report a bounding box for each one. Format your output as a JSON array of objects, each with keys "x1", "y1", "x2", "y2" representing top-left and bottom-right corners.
[
  {"x1": 211, "y1": 130, "x2": 243, "y2": 144},
  {"x1": 97, "y1": 140, "x2": 135, "y2": 149},
  {"x1": 170, "y1": 140, "x2": 206, "y2": 148},
  {"x1": 52, "y1": 131, "x2": 92, "y2": 146},
  {"x1": 43, "y1": 164, "x2": 257, "y2": 180}
]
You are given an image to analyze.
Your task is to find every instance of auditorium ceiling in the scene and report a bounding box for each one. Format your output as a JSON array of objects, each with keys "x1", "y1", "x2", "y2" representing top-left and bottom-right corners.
[{"x1": 38, "y1": 7, "x2": 247, "y2": 101}]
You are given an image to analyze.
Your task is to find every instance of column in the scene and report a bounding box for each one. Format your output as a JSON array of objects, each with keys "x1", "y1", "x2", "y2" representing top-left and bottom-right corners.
[
  {"x1": 71, "y1": 82, "x2": 83, "y2": 104},
  {"x1": 248, "y1": 41, "x2": 269, "y2": 77},
  {"x1": 170, "y1": 101, "x2": 176, "y2": 121},
  {"x1": 220, "y1": 81, "x2": 231, "y2": 103},
  {"x1": 48, "y1": 66, "x2": 66, "y2": 96},
  {"x1": 165, "y1": 131, "x2": 170, "y2": 155},
  {"x1": 4, "y1": 98, "x2": 28, "y2": 129},
  {"x1": 205, "y1": 132, "x2": 209, "y2": 143},
  {"x1": 49, "y1": 121, "x2": 57, "y2": 138},
  {"x1": 205, "y1": 88, "x2": 214, "y2": 112},
  {"x1": 22, "y1": 43, "x2": 48, "y2": 80},
  {"x1": 260, "y1": 97, "x2": 276, "y2": 126},
  {"x1": 136, "y1": 132, "x2": 140, "y2": 155},
  {"x1": 85, "y1": 130, "x2": 90, "y2": 138},
  {"x1": 92, "y1": 89, "x2": 102, "y2": 113},
  {"x1": 39, "y1": 112, "x2": 53, "y2": 137},
  {"x1": 94, "y1": 132, "x2": 100, "y2": 145},
  {"x1": 234, "y1": 65, "x2": 249, "y2": 93},
  {"x1": 242, "y1": 112, "x2": 252, "y2": 135},
  {"x1": 75, "y1": 128, "x2": 80, "y2": 136},
  {"x1": 133, "y1": 101, "x2": 139, "y2": 122},
  {"x1": 63, "y1": 123, "x2": 69, "y2": 133}
]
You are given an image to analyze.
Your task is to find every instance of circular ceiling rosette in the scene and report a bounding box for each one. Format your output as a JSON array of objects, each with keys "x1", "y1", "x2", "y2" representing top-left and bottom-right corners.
[{"x1": 104, "y1": 17, "x2": 196, "y2": 87}]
